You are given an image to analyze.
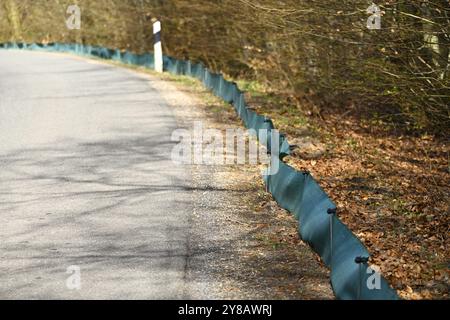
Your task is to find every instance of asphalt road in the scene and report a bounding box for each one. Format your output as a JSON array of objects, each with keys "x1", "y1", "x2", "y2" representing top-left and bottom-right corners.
[{"x1": 0, "y1": 50, "x2": 192, "y2": 299}]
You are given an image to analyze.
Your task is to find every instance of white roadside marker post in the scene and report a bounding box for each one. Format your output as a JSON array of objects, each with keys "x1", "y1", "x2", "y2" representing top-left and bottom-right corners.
[{"x1": 153, "y1": 20, "x2": 163, "y2": 73}]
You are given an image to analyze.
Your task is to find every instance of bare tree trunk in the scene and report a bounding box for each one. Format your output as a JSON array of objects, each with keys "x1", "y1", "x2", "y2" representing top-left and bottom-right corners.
[{"x1": 4, "y1": 0, "x2": 22, "y2": 41}]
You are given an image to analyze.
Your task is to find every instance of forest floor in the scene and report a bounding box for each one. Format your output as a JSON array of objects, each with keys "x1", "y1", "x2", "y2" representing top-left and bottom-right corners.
[{"x1": 235, "y1": 80, "x2": 449, "y2": 300}]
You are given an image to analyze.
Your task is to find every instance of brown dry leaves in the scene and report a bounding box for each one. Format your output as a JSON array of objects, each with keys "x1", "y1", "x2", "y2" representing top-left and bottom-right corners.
[
  {"x1": 246, "y1": 90, "x2": 449, "y2": 300},
  {"x1": 285, "y1": 114, "x2": 449, "y2": 299}
]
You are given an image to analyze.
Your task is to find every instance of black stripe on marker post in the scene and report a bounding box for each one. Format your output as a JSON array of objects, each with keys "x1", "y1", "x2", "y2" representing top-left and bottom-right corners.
[{"x1": 154, "y1": 31, "x2": 161, "y2": 45}]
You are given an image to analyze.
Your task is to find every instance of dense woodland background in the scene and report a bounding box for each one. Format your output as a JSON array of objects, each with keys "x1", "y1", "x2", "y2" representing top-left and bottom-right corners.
[{"x1": 1, "y1": 0, "x2": 449, "y2": 133}]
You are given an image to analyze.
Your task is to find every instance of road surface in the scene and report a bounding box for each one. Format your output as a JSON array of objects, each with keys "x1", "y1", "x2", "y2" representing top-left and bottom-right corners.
[{"x1": 0, "y1": 50, "x2": 192, "y2": 299}]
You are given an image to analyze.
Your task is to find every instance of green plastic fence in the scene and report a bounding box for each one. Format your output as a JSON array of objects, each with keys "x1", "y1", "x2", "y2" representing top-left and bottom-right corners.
[{"x1": 0, "y1": 42, "x2": 399, "y2": 300}]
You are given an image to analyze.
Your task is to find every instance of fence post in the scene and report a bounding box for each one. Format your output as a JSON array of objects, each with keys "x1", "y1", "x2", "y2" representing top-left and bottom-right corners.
[
  {"x1": 355, "y1": 256, "x2": 369, "y2": 300},
  {"x1": 153, "y1": 20, "x2": 163, "y2": 73},
  {"x1": 327, "y1": 208, "x2": 337, "y2": 267}
]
